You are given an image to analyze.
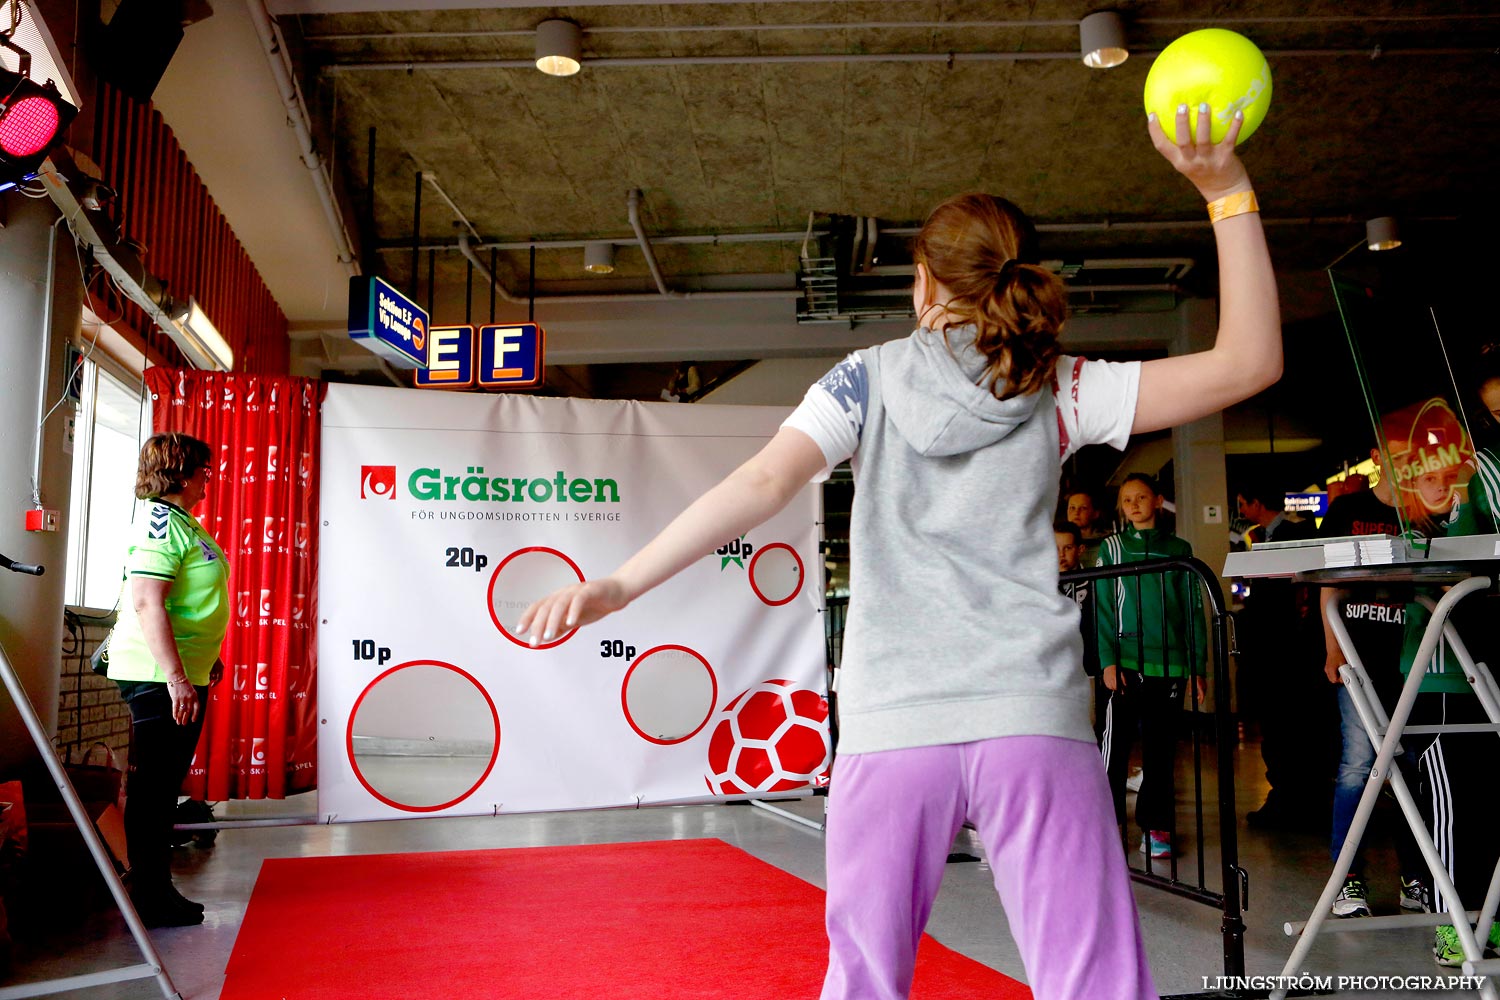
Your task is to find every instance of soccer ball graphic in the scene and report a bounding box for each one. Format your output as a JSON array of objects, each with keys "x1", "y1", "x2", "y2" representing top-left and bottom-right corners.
[{"x1": 705, "y1": 679, "x2": 831, "y2": 795}]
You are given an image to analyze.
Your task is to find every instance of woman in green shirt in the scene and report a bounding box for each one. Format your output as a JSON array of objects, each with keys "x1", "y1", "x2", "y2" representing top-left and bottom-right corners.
[{"x1": 107, "y1": 433, "x2": 229, "y2": 927}]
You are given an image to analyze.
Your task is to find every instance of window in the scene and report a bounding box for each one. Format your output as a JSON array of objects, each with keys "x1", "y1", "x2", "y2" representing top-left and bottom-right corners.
[{"x1": 65, "y1": 357, "x2": 149, "y2": 610}]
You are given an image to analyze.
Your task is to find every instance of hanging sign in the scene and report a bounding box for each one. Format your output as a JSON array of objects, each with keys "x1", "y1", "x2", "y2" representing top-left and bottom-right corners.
[
  {"x1": 348, "y1": 276, "x2": 429, "y2": 369},
  {"x1": 1284, "y1": 492, "x2": 1330, "y2": 517},
  {"x1": 412, "y1": 323, "x2": 545, "y2": 391},
  {"x1": 414, "y1": 326, "x2": 474, "y2": 389},
  {"x1": 477, "y1": 323, "x2": 544, "y2": 389}
]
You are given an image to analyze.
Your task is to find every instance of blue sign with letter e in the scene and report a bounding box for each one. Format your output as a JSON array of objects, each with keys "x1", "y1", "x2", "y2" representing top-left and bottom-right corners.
[
  {"x1": 478, "y1": 324, "x2": 544, "y2": 389},
  {"x1": 348, "y1": 276, "x2": 430, "y2": 369},
  {"x1": 414, "y1": 326, "x2": 474, "y2": 388}
]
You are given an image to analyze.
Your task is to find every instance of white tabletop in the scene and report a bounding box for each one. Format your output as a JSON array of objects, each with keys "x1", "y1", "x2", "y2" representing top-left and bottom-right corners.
[{"x1": 1223, "y1": 532, "x2": 1500, "y2": 579}]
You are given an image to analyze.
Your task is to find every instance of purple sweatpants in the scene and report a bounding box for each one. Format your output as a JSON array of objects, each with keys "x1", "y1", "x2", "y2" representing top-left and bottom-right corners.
[{"x1": 820, "y1": 735, "x2": 1158, "y2": 1000}]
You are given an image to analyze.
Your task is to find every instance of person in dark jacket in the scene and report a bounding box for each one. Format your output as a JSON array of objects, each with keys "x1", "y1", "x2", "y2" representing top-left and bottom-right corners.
[
  {"x1": 1095, "y1": 473, "x2": 1206, "y2": 859},
  {"x1": 1054, "y1": 520, "x2": 1100, "y2": 678},
  {"x1": 1234, "y1": 481, "x2": 1331, "y2": 830}
]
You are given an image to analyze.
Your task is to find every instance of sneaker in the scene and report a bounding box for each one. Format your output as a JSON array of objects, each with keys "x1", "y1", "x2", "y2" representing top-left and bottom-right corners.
[
  {"x1": 1125, "y1": 767, "x2": 1144, "y2": 792},
  {"x1": 1140, "y1": 831, "x2": 1172, "y2": 860},
  {"x1": 1399, "y1": 875, "x2": 1430, "y2": 913},
  {"x1": 1333, "y1": 875, "x2": 1371, "y2": 918},
  {"x1": 1433, "y1": 925, "x2": 1465, "y2": 968}
]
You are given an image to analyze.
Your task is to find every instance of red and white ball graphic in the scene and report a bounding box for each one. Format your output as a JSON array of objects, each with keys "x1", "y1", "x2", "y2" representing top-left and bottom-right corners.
[{"x1": 705, "y1": 679, "x2": 831, "y2": 795}]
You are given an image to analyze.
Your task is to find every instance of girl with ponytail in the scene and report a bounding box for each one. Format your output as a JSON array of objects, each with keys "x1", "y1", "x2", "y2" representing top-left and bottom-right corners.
[
  {"x1": 522, "y1": 105, "x2": 1281, "y2": 1000},
  {"x1": 911, "y1": 192, "x2": 1067, "y2": 401}
]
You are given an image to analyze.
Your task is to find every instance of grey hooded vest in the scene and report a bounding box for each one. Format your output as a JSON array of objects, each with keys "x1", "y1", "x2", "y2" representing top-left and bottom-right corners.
[{"x1": 836, "y1": 328, "x2": 1092, "y2": 755}]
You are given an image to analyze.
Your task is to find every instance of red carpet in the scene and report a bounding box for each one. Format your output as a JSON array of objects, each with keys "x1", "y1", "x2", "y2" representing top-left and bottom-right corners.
[{"x1": 222, "y1": 837, "x2": 1031, "y2": 999}]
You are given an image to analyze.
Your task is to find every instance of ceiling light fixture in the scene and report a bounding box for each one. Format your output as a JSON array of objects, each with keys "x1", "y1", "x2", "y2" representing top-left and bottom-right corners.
[
  {"x1": 167, "y1": 296, "x2": 234, "y2": 371},
  {"x1": 1079, "y1": 11, "x2": 1128, "y2": 69},
  {"x1": 535, "y1": 19, "x2": 582, "y2": 77},
  {"x1": 1365, "y1": 216, "x2": 1401, "y2": 252},
  {"x1": 583, "y1": 241, "x2": 615, "y2": 274}
]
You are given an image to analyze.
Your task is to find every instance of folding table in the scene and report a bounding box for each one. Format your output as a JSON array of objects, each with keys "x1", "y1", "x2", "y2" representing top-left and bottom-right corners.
[{"x1": 1270, "y1": 561, "x2": 1500, "y2": 1000}]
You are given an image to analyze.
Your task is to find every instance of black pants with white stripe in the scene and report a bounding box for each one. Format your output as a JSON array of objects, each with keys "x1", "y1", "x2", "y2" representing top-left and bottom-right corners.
[
  {"x1": 1099, "y1": 671, "x2": 1185, "y2": 834},
  {"x1": 1407, "y1": 692, "x2": 1498, "y2": 914}
]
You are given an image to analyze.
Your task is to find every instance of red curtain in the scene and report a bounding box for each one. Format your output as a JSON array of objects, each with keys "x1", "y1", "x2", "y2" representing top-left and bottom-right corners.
[{"x1": 145, "y1": 368, "x2": 324, "y2": 799}]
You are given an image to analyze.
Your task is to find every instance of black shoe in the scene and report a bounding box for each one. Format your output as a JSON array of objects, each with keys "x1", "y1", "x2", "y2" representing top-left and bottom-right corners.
[
  {"x1": 1245, "y1": 803, "x2": 1290, "y2": 829},
  {"x1": 128, "y1": 884, "x2": 205, "y2": 928},
  {"x1": 1246, "y1": 796, "x2": 1323, "y2": 831},
  {"x1": 173, "y1": 800, "x2": 218, "y2": 848},
  {"x1": 164, "y1": 883, "x2": 205, "y2": 914},
  {"x1": 131, "y1": 895, "x2": 205, "y2": 928}
]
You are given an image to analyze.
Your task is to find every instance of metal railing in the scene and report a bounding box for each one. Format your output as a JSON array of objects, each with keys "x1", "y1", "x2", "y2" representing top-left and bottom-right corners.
[{"x1": 1062, "y1": 555, "x2": 1248, "y2": 990}]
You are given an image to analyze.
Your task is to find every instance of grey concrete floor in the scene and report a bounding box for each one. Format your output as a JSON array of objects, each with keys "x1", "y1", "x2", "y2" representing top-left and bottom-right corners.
[{"x1": 3, "y1": 735, "x2": 1481, "y2": 1000}]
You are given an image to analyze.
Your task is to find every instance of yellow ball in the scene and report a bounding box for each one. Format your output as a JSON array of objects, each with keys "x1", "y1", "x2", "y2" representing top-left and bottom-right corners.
[{"x1": 1143, "y1": 28, "x2": 1272, "y2": 146}]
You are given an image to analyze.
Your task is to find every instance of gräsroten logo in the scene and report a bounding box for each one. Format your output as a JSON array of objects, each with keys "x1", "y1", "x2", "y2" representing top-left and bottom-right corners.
[
  {"x1": 407, "y1": 465, "x2": 619, "y2": 503},
  {"x1": 359, "y1": 464, "x2": 621, "y2": 504},
  {"x1": 361, "y1": 466, "x2": 398, "y2": 499}
]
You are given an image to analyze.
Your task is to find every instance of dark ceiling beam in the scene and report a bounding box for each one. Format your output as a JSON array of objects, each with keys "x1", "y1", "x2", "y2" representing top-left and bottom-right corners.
[
  {"x1": 323, "y1": 46, "x2": 1499, "y2": 73},
  {"x1": 306, "y1": 13, "x2": 1500, "y2": 43},
  {"x1": 271, "y1": 0, "x2": 777, "y2": 12}
]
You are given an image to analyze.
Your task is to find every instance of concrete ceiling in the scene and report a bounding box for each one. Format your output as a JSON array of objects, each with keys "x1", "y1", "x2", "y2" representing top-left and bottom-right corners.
[
  {"x1": 153, "y1": 1, "x2": 1500, "y2": 416},
  {"x1": 294, "y1": 1, "x2": 1499, "y2": 283}
]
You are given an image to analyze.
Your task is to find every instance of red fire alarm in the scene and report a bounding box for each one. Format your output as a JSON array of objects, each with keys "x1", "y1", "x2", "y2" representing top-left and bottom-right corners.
[{"x1": 24, "y1": 509, "x2": 59, "y2": 532}]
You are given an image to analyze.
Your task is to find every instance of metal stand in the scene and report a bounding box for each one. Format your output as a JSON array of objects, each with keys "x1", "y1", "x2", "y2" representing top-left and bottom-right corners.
[
  {"x1": 749, "y1": 793, "x2": 826, "y2": 833},
  {"x1": 0, "y1": 640, "x2": 181, "y2": 999},
  {"x1": 1272, "y1": 571, "x2": 1500, "y2": 1000}
]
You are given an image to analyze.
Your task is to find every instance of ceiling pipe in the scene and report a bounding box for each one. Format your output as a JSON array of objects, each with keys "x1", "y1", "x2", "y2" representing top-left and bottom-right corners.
[
  {"x1": 245, "y1": 0, "x2": 359, "y2": 276},
  {"x1": 312, "y1": 20, "x2": 1083, "y2": 41},
  {"x1": 327, "y1": 51, "x2": 1082, "y2": 73},
  {"x1": 390, "y1": 212, "x2": 1431, "y2": 258},
  {"x1": 879, "y1": 214, "x2": 1457, "y2": 238},
  {"x1": 307, "y1": 14, "x2": 1500, "y2": 43},
  {"x1": 323, "y1": 44, "x2": 1496, "y2": 75},
  {"x1": 457, "y1": 232, "x2": 523, "y2": 304},
  {"x1": 423, "y1": 173, "x2": 484, "y2": 242},
  {"x1": 378, "y1": 228, "x2": 821, "y2": 255},
  {"x1": 455, "y1": 231, "x2": 797, "y2": 305},
  {"x1": 627, "y1": 188, "x2": 680, "y2": 299},
  {"x1": 422, "y1": 210, "x2": 1458, "y2": 273}
]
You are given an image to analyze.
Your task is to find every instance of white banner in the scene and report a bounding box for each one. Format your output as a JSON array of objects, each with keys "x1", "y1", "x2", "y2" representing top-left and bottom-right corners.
[{"x1": 317, "y1": 385, "x2": 828, "y2": 821}]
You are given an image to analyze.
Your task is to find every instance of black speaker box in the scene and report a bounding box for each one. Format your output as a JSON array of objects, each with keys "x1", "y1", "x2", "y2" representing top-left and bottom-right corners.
[{"x1": 88, "y1": 0, "x2": 187, "y2": 103}]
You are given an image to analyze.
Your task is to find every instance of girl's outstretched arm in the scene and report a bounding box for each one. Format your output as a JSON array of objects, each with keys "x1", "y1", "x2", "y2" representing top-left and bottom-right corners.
[
  {"x1": 517, "y1": 426, "x2": 828, "y2": 645},
  {"x1": 1133, "y1": 104, "x2": 1282, "y2": 434}
]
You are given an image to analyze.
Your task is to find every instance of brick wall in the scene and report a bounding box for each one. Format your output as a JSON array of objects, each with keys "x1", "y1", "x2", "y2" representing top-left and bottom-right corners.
[{"x1": 57, "y1": 614, "x2": 131, "y2": 761}]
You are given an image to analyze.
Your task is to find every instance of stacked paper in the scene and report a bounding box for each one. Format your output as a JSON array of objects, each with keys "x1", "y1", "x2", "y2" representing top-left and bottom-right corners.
[
  {"x1": 1358, "y1": 536, "x2": 1405, "y2": 565},
  {"x1": 1318, "y1": 534, "x2": 1407, "y2": 567},
  {"x1": 1323, "y1": 540, "x2": 1360, "y2": 568}
]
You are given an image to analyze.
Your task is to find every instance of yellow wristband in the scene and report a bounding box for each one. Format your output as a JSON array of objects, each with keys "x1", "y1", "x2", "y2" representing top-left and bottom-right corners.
[{"x1": 1207, "y1": 190, "x2": 1259, "y2": 224}]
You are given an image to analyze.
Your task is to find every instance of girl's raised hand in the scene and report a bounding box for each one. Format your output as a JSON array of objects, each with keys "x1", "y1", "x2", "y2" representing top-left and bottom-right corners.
[
  {"x1": 1148, "y1": 103, "x2": 1252, "y2": 203},
  {"x1": 516, "y1": 577, "x2": 628, "y2": 647}
]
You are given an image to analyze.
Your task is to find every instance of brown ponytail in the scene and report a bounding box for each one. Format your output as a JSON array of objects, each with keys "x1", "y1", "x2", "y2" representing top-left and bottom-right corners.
[{"x1": 914, "y1": 193, "x2": 1068, "y2": 400}]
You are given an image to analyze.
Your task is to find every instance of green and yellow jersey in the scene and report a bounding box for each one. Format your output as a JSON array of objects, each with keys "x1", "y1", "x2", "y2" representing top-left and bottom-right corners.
[{"x1": 106, "y1": 499, "x2": 230, "y2": 686}]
